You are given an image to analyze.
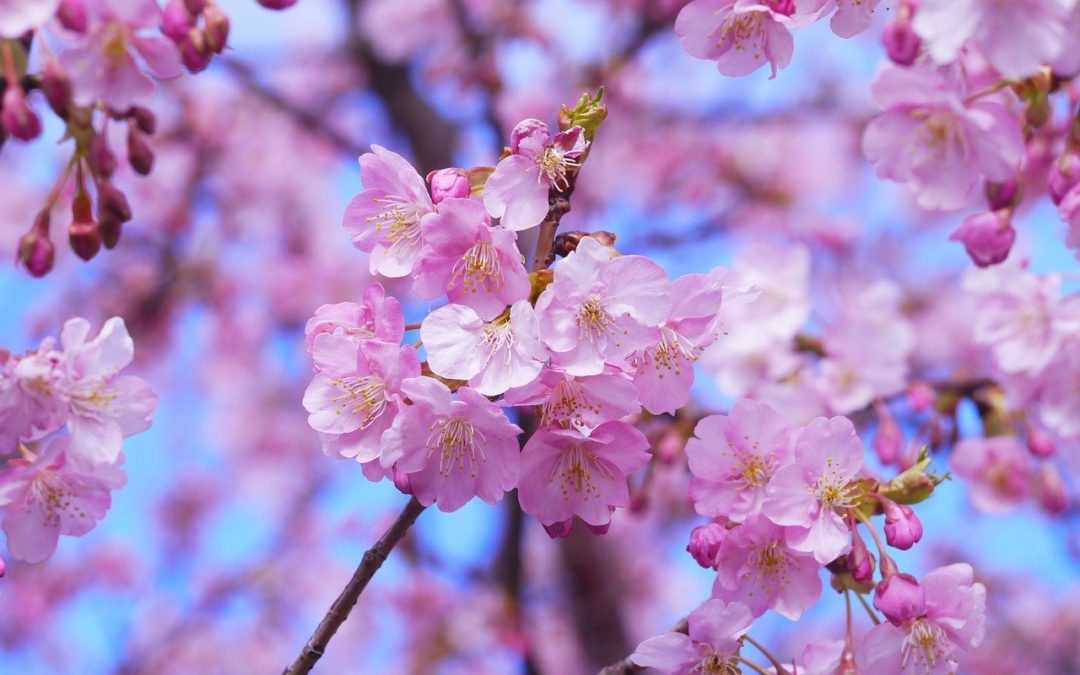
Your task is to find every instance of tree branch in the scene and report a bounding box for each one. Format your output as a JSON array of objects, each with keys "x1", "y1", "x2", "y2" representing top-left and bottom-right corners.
[{"x1": 283, "y1": 496, "x2": 427, "y2": 675}]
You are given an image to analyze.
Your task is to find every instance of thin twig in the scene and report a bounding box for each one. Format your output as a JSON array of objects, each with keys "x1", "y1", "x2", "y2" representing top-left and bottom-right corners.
[
  {"x1": 283, "y1": 496, "x2": 427, "y2": 674},
  {"x1": 743, "y1": 635, "x2": 787, "y2": 674}
]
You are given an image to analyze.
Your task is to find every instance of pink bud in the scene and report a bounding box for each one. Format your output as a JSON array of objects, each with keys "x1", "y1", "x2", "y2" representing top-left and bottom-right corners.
[
  {"x1": 1049, "y1": 153, "x2": 1080, "y2": 204},
  {"x1": 89, "y1": 132, "x2": 116, "y2": 179},
  {"x1": 2, "y1": 86, "x2": 42, "y2": 141},
  {"x1": 687, "y1": 523, "x2": 727, "y2": 570},
  {"x1": 391, "y1": 467, "x2": 412, "y2": 495},
  {"x1": 255, "y1": 0, "x2": 299, "y2": 8},
  {"x1": 69, "y1": 191, "x2": 101, "y2": 261},
  {"x1": 428, "y1": 168, "x2": 471, "y2": 203},
  {"x1": 985, "y1": 179, "x2": 1018, "y2": 211},
  {"x1": 41, "y1": 55, "x2": 73, "y2": 118},
  {"x1": 178, "y1": 31, "x2": 213, "y2": 73},
  {"x1": 162, "y1": 0, "x2": 196, "y2": 42},
  {"x1": 1027, "y1": 426, "x2": 1057, "y2": 458},
  {"x1": 0, "y1": 556, "x2": 5, "y2": 577},
  {"x1": 880, "y1": 496, "x2": 923, "y2": 550},
  {"x1": 57, "y1": 0, "x2": 87, "y2": 32},
  {"x1": 948, "y1": 211, "x2": 1015, "y2": 267},
  {"x1": 873, "y1": 571, "x2": 926, "y2": 626},
  {"x1": 204, "y1": 5, "x2": 230, "y2": 53},
  {"x1": 882, "y1": 19, "x2": 920, "y2": 66},
  {"x1": 127, "y1": 127, "x2": 155, "y2": 175},
  {"x1": 1039, "y1": 463, "x2": 1068, "y2": 514},
  {"x1": 509, "y1": 118, "x2": 551, "y2": 154},
  {"x1": 130, "y1": 107, "x2": 157, "y2": 135},
  {"x1": 543, "y1": 518, "x2": 574, "y2": 539},
  {"x1": 847, "y1": 529, "x2": 876, "y2": 584},
  {"x1": 18, "y1": 211, "x2": 55, "y2": 278}
]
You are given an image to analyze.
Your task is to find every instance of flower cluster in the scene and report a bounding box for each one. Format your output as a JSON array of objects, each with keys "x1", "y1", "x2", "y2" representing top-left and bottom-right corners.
[
  {"x1": 1, "y1": 0, "x2": 293, "y2": 276},
  {"x1": 0, "y1": 317, "x2": 157, "y2": 563},
  {"x1": 306, "y1": 104, "x2": 731, "y2": 534}
]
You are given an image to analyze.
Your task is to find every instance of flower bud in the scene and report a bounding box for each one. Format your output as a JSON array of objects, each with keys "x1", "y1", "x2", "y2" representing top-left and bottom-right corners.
[
  {"x1": 883, "y1": 19, "x2": 921, "y2": 66},
  {"x1": 847, "y1": 529, "x2": 875, "y2": 584},
  {"x1": 178, "y1": 31, "x2": 213, "y2": 73},
  {"x1": 130, "y1": 107, "x2": 157, "y2": 135},
  {"x1": 687, "y1": 523, "x2": 727, "y2": 570},
  {"x1": 391, "y1": 467, "x2": 412, "y2": 495},
  {"x1": 127, "y1": 127, "x2": 155, "y2": 175},
  {"x1": 204, "y1": 4, "x2": 230, "y2": 53},
  {"x1": 1049, "y1": 152, "x2": 1080, "y2": 204},
  {"x1": 1039, "y1": 463, "x2": 1068, "y2": 514},
  {"x1": 906, "y1": 382, "x2": 934, "y2": 412},
  {"x1": 89, "y1": 133, "x2": 116, "y2": 179},
  {"x1": 0, "y1": 555, "x2": 5, "y2": 577},
  {"x1": 985, "y1": 179, "x2": 1018, "y2": 211},
  {"x1": 948, "y1": 211, "x2": 1015, "y2": 267},
  {"x1": 881, "y1": 496, "x2": 923, "y2": 550},
  {"x1": 765, "y1": 0, "x2": 796, "y2": 16},
  {"x1": 427, "y1": 168, "x2": 471, "y2": 203},
  {"x1": 18, "y1": 211, "x2": 55, "y2": 278},
  {"x1": 1, "y1": 86, "x2": 42, "y2": 141},
  {"x1": 69, "y1": 191, "x2": 101, "y2": 261},
  {"x1": 162, "y1": 0, "x2": 196, "y2": 42},
  {"x1": 41, "y1": 55, "x2": 73, "y2": 118},
  {"x1": 873, "y1": 571, "x2": 926, "y2": 626},
  {"x1": 256, "y1": 0, "x2": 299, "y2": 9},
  {"x1": 98, "y1": 183, "x2": 132, "y2": 224},
  {"x1": 1027, "y1": 426, "x2": 1057, "y2": 458},
  {"x1": 57, "y1": 0, "x2": 88, "y2": 32}
]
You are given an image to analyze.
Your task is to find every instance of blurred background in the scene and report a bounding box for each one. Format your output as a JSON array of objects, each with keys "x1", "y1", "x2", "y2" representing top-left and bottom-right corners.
[{"x1": 2, "y1": 0, "x2": 1080, "y2": 673}]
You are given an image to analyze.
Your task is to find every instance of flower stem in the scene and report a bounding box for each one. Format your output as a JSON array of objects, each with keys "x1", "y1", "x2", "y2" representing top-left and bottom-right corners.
[{"x1": 744, "y1": 635, "x2": 787, "y2": 674}]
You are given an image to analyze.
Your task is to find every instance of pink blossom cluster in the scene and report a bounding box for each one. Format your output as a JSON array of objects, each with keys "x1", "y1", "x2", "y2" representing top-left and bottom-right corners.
[
  {"x1": 0, "y1": 317, "x2": 157, "y2": 564},
  {"x1": 304, "y1": 116, "x2": 730, "y2": 533},
  {"x1": 702, "y1": 241, "x2": 915, "y2": 422}
]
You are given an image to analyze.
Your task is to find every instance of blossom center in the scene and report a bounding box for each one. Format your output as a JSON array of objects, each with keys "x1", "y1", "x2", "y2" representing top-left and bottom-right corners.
[
  {"x1": 329, "y1": 375, "x2": 387, "y2": 429},
  {"x1": 537, "y1": 147, "x2": 579, "y2": 191},
  {"x1": 693, "y1": 653, "x2": 741, "y2": 675},
  {"x1": 901, "y1": 620, "x2": 952, "y2": 672},
  {"x1": 450, "y1": 241, "x2": 503, "y2": 293},
  {"x1": 542, "y1": 378, "x2": 601, "y2": 428},
  {"x1": 744, "y1": 541, "x2": 794, "y2": 594},
  {"x1": 426, "y1": 415, "x2": 486, "y2": 477},
  {"x1": 368, "y1": 197, "x2": 424, "y2": 256},
  {"x1": 549, "y1": 444, "x2": 613, "y2": 499},
  {"x1": 481, "y1": 318, "x2": 516, "y2": 362},
  {"x1": 31, "y1": 472, "x2": 84, "y2": 527},
  {"x1": 635, "y1": 327, "x2": 697, "y2": 377},
  {"x1": 576, "y1": 298, "x2": 615, "y2": 342}
]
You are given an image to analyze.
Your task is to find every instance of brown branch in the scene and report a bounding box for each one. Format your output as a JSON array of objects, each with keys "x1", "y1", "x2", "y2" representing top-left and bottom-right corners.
[
  {"x1": 596, "y1": 618, "x2": 688, "y2": 675},
  {"x1": 283, "y1": 496, "x2": 427, "y2": 675}
]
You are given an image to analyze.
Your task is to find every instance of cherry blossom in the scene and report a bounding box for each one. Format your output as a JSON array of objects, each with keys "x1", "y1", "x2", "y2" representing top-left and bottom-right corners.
[
  {"x1": 949, "y1": 436, "x2": 1033, "y2": 513},
  {"x1": 502, "y1": 368, "x2": 640, "y2": 431},
  {"x1": 342, "y1": 146, "x2": 437, "y2": 278},
  {"x1": 675, "y1": 0, "x2": 796, "y2": 78},
  {"x1": 303, "y1": 283, "x2": 404, "y2": 353},
  {"x1": 630, "y1": 599, "x2": 753, "y2": 674},
  {"x1": 0, "y1": 437, "x2": 126, "y2": 563},
  {"x1": 380, "y1": 377, "x2": 522, "y2": 512},
  {"x1": 483, "y1": 119, "x2": 588, "y2": 232}
]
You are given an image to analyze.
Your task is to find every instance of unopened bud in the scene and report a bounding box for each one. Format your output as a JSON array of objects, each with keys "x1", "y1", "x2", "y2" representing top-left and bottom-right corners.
[
  {"x1": 130, "y1": 106, "x2": 157, "y2": 135},
  {"x1": 873, "y1": 571, "x2": 926, "y2": 626},
  {"x1": 162, "y1": 0, "x2": 196, "y2": 42},
  {"x1": 1, "y1": 86, "x2": 42, "y2": 141},
  {"x1": 873, "y1": 403, "x2": 902, "y2": 465},
  {"x1": 986, "y1": 179, "x2": 1019, "y2": 211},
  {"x1": 69, "y1": 191, "x2": 101, "y2": 261},
  {"x1": 204, "y1": 4, "x2": 230, "y2": 53},
  {"x1": 18, "y1": 211, "x2": 55, "y2": 277},
  {"x1": 882, "y1": 19, "x2": 920, "y2": 66},
  {"x1": 558, "y1": 88, "x2": 607, "y2": 141},
  {"x1": 57, "y1": 0, "x2": 88, "y2": 32},
  {"x1": 127, "y1": 127, "x2": 155, "y2": 175},
  {"x1": 178, "y1": 31, "x2": 213, "y2": 73},
  {"x1": 1027, "y1": 426, "x2": 1057, "y2": 458},
  {"x1": 88, "y1": 133, "x2": 116, "y2": 179},
  {"x1": 848, "y1": 529, "x2": 876, "y2": 584},
  {"x1": 687, "y1": 523, "x2": 727, "y2": 570},
  {"x1": 949, "y1": 211, "x2": 1015, "y2": 267},
  {"x1": 41, "y1": 55, "x2": 73, "y2": 118},
  {"x1": 880, "y1": 495, "x2": 923, "y2": 550},
  {"x1": 427, "y1": 168, "x2": 471, "y2": 203},
  {"x1": 97, "y1": 183, "x2": 132, "y2": 224}
]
